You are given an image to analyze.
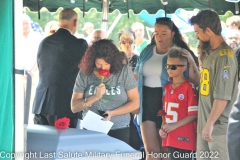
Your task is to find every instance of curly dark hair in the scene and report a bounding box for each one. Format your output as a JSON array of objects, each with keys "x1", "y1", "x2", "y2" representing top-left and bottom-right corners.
[
  {"x1": 189, "y1": 9, "x2": 221, "y2": 36},
  {"x1": 148, "y1": 17, "x2": 198, "y2": 66},
  {"x1": 79, "y1": 39, "x2": 124, "y2": 75}
]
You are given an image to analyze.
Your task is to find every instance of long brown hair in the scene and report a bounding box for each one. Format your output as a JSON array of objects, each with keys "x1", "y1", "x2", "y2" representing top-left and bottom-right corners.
[{"x1": 148, "y1": 17, "x2": 199, "y2": 66}]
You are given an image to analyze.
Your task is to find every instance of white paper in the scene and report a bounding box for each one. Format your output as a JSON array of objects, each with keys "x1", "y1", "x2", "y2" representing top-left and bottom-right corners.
[{"x1": 81, "y1": 110, "x2": 114, "y2": 134}]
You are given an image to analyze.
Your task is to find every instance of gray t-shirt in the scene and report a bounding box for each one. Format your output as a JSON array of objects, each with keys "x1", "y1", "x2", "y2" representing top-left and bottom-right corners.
[{"x1": 73, "y1": 65, "x2": 138, "y2": 130}]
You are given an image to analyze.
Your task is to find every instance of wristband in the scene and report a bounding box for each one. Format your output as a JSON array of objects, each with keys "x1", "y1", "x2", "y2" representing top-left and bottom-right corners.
[{"x1": 84, "y1": 98, "x2": 89, "y2": 108}]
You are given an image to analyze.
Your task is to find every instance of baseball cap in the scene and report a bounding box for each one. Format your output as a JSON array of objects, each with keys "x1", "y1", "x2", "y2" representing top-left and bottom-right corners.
[{"x1": 81, "y1": 22, "x2": 94, "y2": 31}]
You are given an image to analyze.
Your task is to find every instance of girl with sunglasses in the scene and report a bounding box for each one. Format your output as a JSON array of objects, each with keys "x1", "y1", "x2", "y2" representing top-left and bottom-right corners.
[
  {"x1": 134, "y1": 17, "x2": 199, "y2": 160},
  {"x1": 118, "y1": 28, "x2": 139, "y2": 72}
]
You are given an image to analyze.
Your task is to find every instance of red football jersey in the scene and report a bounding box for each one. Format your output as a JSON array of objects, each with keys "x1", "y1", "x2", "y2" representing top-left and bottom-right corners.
[{"x1": 162, "y1": 80, "x2": 198, "y2": 151}]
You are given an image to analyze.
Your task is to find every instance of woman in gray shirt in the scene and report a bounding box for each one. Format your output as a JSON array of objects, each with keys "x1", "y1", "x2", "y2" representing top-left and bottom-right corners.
[{"x1": 71, "y1": 39, "x2": 140, "y2": 143}]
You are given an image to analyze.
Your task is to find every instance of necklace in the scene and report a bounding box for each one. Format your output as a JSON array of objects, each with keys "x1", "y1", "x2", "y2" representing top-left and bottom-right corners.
[{"x1": 210, "y1": 42, "x2": 226, "y2": 53}]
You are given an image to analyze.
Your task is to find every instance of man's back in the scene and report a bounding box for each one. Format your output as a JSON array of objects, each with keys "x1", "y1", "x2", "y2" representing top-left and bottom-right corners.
[{"x1": 33, "y1": 28, "x2": 88, "y2": 118}]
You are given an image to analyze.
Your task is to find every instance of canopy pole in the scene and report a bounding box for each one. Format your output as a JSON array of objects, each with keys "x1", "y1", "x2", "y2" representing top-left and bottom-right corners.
[
  {"x1": 208, "y1": 0, "x2": 211, "y2": 8},
  {"x1": 161, "y1": 0, "x2": 168, "y2": 17},
  {"x1": 101, "y1": 0, "x2": 109, "y2": 37},
  {"x1": 83, "y1": 0, "x2": 85, "y2": 17},
  {"x1": 127, "y1": 0, "x2": 129, "y2": 18},
  {"x1": 235, "y1": 2, "x2": 239, "y2": 14},
  {"x1": 107, "y1": 14, "x2": 122, "y2": 37},
  {"x1": 38, "y1": 0, "x2": 40, "y2": 20},
  {"x1": 164, "y1": 5, "x2": 166, "y2": 17}
]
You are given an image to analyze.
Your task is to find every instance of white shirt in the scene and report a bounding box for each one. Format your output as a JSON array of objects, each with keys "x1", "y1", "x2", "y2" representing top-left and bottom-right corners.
[
  {"x1": 20, "y1": 31, "x2": 43, "y2": 71},
  {"x1": 143, "y1": 46, "x2": 167, "y2": 87}
]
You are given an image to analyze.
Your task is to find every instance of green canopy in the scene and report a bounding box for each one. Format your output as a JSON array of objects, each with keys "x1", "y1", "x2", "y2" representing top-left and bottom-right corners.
[
  {"x1": 23, "y1": 0, "x2": 236, "y2": 15},
  {"x1": 0, "y1": 0, "x2": 14, "y2": 157}
]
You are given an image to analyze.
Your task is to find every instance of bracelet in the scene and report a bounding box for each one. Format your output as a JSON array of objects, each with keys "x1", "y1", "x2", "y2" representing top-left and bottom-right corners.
[{"x1": 84, "y1": 98, "x2": 89, "y2": 108}]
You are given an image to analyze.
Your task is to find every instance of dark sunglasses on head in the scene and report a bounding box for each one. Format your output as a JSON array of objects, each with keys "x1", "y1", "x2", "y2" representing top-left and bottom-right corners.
[
  {"x1": 165, "y1": 64, "x2": 186, "y2": 70},
  {"x1": 156, "y1": 17, "x2": 172, "y2": 22},
  {"x1": 121, "y1": 40, "x2": 134, "y2": 45}
]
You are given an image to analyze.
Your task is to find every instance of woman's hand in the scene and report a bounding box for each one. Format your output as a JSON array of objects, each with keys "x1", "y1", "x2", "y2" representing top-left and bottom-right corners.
[
  {"x1": 159, "y1": 128, "x2": 168, "y2": 138},
  {"x1": 95, "y1": 83, "x2": 106, "y2": 99},
  {"x1": 182, "y1": 49, "x2": 195, "y2": 65},
  {"x1": 182, "y1": 49, "x2": 200, "y2": 86},
  {"x1": 102, "y1": 110, "x2": 112, "y2": 121}
]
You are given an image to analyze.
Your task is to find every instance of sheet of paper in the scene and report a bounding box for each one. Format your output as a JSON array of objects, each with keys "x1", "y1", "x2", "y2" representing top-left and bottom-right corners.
[{"x1": 81, "y1": 110, "x2": 113, "y2": 134}]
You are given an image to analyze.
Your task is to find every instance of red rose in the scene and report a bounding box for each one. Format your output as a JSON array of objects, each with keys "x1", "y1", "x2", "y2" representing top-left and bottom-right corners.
[
  {"x1": 97, "y1": 69, "x2": 110, "y2": 110},
  {"x1": 157, "y1": 109, "x2": 167, "y2": 116},
  {"x1": 54, "y1": 117, "x2": 70, "y2": 129},
  {"x1": 98, "y1": 69, "x2": 110, "y2": 78}
]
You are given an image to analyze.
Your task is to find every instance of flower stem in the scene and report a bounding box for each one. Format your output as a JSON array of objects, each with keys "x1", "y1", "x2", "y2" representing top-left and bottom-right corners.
[{"x1": 98, "y1": 76, "x2": 104, "y2": 111}]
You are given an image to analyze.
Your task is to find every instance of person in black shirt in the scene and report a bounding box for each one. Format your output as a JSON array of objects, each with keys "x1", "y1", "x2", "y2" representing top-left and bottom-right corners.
[{"x1": 118, "y1": 28, "x2": 139, "y2": 72}]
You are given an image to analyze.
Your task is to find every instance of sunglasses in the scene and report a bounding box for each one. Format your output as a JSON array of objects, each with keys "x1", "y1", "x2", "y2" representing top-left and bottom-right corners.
[
  {"x1": 156, "y1": 17, "x2": 172, "y2": 22},
  {"x1": 165, "y1": 64, "x2": 186, "y2": 70},
  {"x1": 121, "y1": 40, "x2": 134, "y2": 45}
]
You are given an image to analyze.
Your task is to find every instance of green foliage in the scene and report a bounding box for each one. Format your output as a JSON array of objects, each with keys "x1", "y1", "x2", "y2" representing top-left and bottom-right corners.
[
  {"x1": 219, "y1": 11, "x2": 234, "y2": 23},
  {"x1": 25, "y1": 8, "x2": 152, "y2": 43},
  {"x1": 24, "y1": 7, "x2": 233, "y2": 55},
  {"x1": 107, "y1": 10, "x2": 153, "y2": 46},
  {"x1": 24, "y1": 7, "x2": 61, "y2": 32}
]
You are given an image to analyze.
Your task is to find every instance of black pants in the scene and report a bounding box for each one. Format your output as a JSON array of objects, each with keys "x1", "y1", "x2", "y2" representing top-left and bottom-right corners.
[
  {"x1": 129, "y1": 114, "x2": 143, "y2": 150},
  {"x1": 34, "y1": 114, "x2": 78, "y2": 128},
  {"x1": 168, "y1": 147, "x2": 196, "y2": 160},
  {"x1": 108, "y1": 127, "x2": 130, "y2": 144}
]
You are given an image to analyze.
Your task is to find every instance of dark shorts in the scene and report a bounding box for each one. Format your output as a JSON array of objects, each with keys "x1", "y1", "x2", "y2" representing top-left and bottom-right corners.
[
  {"x1": 142, "y1": 86, "x2": 163, "y2": 128},
  {"x1": 108, "y1": 127, "x2": 130, "y2": 144}
]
